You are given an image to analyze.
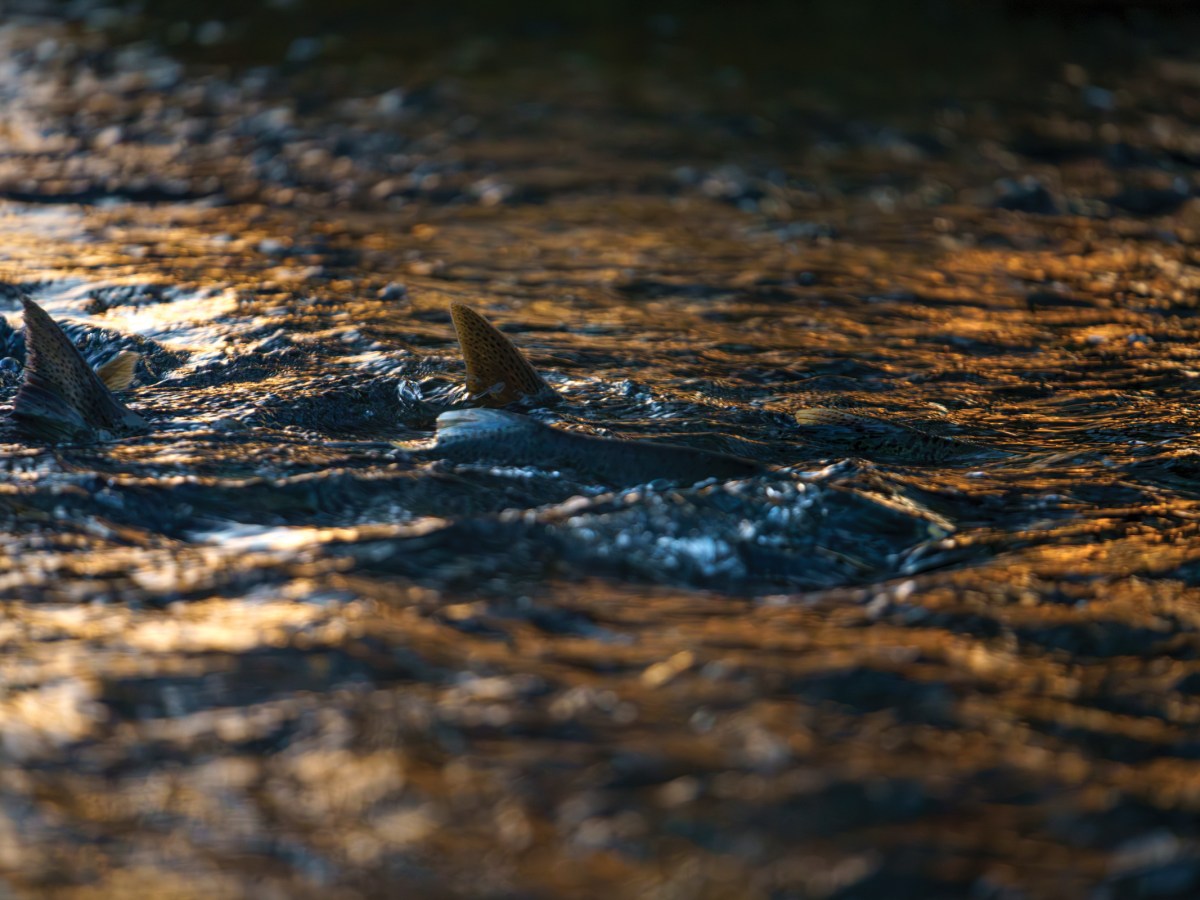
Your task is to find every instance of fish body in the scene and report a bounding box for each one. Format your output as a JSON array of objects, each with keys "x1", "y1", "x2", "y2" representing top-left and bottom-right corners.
[
  {"x1": 9, "y1": 297, "x2": 146, "y2": 441},
  {"x1": 431, "y1": 408, "x2": 764, "y2": 488}
]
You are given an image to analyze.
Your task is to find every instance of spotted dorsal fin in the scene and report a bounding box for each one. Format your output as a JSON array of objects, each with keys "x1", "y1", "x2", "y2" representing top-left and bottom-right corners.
[
  {"x1": 449, "y1": 303, "x2": 557, "y2": 407},
  {"x1": 95, "y1": 350, "x2": 140, "y2": 391},
  {"x1": 11, "y1": 298, "x2": 147, "y2": 441}
]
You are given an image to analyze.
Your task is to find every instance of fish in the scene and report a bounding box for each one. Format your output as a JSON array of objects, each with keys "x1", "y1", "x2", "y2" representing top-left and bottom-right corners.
[
  {"x1": 450, "y1": 302, "x2": 558, "y2": 407},
  {"x1": 9, "y1": 297, "x2": 147, "y2": 441},
  {"x1": 439, "y1": 304, "x2": 763, "y2": 486},
  {"x1": 430, "y1": 407, "x2": 765, "y2": 488},
  {"x1": 444, "y1": 307, "x2": 1003, "y2": 480}
]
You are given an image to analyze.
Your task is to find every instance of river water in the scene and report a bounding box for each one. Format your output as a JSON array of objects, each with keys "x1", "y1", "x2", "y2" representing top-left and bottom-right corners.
[{"x1": 1, "y1": 4, "x2": 1200, "y2": 898}]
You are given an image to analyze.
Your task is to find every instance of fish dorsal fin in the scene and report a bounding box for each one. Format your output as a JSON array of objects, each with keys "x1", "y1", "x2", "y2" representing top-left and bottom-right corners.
[
  {"x1": 11, "y1": 298, "x2": 147, "y2": 440},
  {"x1": 95, "y1": 350, "x2": 140, "y2": 391},
  {"x1": 449, "y1": 303, "x2": 556, "y2": 407}
]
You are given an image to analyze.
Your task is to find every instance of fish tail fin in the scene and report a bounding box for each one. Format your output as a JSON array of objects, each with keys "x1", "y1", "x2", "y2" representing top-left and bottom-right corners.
[
  {"x1": 449, "y1": 303, "x2": 557, "y2": 407},
  {"x1": 12, "y1": 298, "x2": 147, "y2": 440},
  {"x1": 95, "y1": 350, "x2": 140, "y2": 391},
  {"x1": 792, "y1": 407, "x2": 866, "y2": 427}
]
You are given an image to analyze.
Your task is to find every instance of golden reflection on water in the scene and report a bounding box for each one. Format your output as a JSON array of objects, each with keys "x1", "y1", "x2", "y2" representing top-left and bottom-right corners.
[{"x1": 0, "y1": 187, "x2": 1199, "y2": 894}]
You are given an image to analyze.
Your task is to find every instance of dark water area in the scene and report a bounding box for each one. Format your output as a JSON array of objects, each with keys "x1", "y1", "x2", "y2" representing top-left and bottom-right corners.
[{"x1": 2, "y1": 1, "x2": 1200, "y2": 897}]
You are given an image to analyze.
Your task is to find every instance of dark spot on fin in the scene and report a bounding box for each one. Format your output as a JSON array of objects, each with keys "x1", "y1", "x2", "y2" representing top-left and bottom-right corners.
[
  {"x1": 95, "y1": 351, "x2": 140, "y2": 391},
  {"x1": 11, "y1": 298, "x2": 148, "y2": 441},
  {"x1": 449, "y1": 303, "x2": 557, "y2": 407}
]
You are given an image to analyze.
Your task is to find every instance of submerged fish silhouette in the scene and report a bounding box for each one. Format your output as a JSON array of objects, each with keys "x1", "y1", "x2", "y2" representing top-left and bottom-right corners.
[
  {"x1": 10, "y1": 297, "x2": 147, "y2": 441},
  {"x1": 432, "y1": 408, "x2": 764, "y2": 488},
  {"x1": 450, "y1": 302, "x2": 558, "y2": 407},
  {"x1": 791, "y1": 407, "x2": 998, "y2": 465}
]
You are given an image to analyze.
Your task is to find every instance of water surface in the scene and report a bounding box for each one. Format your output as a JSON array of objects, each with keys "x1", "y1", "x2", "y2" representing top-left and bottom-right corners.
[{"x1": 2, "y1": 7, "x2": 1200, "y2": 898}]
